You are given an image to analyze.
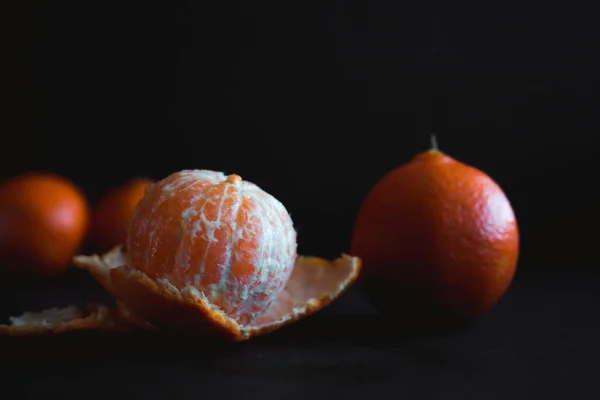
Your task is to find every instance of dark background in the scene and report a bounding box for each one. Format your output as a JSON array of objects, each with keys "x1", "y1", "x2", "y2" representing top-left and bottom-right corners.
[
  {"x1": 4, "y1": 2, "x2": 600, "y2": 263},
  {"x1": 2, "y1": 1, "x2": 599, "y2": 398}
]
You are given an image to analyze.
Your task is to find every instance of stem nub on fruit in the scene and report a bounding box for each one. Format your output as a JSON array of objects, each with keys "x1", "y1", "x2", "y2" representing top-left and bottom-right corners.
[
  {"x1": 430, "y1": 134, "x2": 439, "y2": 151},
  {"x1": 226, "y1": 174, "x2": 242, "y2": 185}
]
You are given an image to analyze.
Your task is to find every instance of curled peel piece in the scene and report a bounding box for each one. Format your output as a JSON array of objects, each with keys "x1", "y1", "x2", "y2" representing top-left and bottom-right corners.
[
  {"x1": 0, "y1": 303, "x2": 152, "y2": 336},
  {"x1": 1, "y1": 247, "x2": 361, "y2": 341}
]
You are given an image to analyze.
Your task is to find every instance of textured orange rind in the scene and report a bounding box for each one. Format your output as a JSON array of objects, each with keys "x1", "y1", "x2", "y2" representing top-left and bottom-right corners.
[
  {"x1": 0, "y1": 303, "x2": 153, "y2": 336},
  {"x1": 0, "y1": 246, "x2": 361, "y2": 341}
]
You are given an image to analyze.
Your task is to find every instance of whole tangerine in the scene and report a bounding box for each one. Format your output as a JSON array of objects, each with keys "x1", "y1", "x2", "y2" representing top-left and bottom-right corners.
[
  {"x1": 90, "y1": 177, "x2": 153, "y2": 251},
  {"x1": 0, "y1": 173, "x2": 90, "y2": 276},
  {"x1": 351, "y1": 140, "x2": 519, "y2": 322}
]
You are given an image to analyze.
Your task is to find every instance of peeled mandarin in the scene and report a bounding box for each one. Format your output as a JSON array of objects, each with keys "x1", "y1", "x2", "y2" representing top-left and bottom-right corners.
[{"x1": 127, "y1": 170, "x2": 297, "y2": 324}]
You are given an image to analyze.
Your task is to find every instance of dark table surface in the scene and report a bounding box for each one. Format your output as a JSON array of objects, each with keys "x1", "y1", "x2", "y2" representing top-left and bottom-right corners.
[{"x1": 1, "y1": 264, "x2": 598, "y2": 400}]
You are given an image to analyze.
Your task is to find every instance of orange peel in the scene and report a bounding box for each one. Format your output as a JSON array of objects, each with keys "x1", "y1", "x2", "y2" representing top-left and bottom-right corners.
[
  {"x1": 0, "y1": 247, "x2": 360, "y2": 340},
  {"x1": 0, "y1": 170, "x2": 362, "y2": 341},
  {"x1": 0, "y1": 303, "x2": 153, "y2": 336}
]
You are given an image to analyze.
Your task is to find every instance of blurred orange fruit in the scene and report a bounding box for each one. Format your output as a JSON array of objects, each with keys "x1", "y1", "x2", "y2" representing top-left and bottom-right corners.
[
  {"x1": 351, "y1": 144, "x2": 519, "y2": 322},
  {"x1": 0, "y1": 173, "x2": 90, "y2": 276},
  {"x1": 90, "y1": 177, "x2": 153, "y2": 252},
  {"x1": 64, "y1": 170, "x2": 361, "y2": 341}
]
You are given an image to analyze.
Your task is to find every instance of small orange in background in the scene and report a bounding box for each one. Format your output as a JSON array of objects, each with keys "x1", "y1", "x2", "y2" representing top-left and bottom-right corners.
[
  {"x1": 0, "y1": 172, "x2": 90, "y2": 277},
  {"x1": 90, "y1": 177, "x2": 153, "y2": 252},
  {"x1": 351, "y1": 137, "x2": 519, "y2": 324}
]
